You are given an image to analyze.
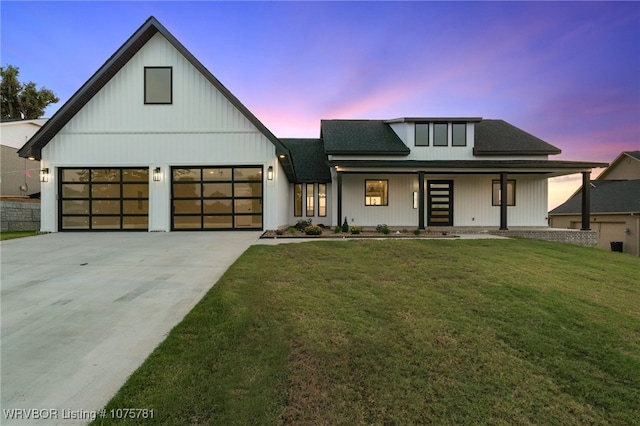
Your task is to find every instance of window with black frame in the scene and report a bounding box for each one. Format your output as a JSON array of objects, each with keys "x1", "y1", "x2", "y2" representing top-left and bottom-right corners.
[{"x1": 365, "y1": 180, "x2": 388, "y2": 206}]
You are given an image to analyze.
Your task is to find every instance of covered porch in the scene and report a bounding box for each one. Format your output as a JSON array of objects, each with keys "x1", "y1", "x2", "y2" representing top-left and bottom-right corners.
[{"x1": 330, "y1": 160, "x2": 607, "y2": 231}]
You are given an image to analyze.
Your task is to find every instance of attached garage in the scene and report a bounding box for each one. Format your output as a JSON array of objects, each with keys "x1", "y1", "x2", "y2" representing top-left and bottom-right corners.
[
  {"x1": 171, "y1": 166, "x2": 263, "y2": 230},
  {"x1": 59, "y1": 168, "x2": 149, "y2": 231}
]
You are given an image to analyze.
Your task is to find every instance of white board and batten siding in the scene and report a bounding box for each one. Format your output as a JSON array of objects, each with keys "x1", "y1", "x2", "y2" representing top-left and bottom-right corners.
[
  {"x1": 339, "y1": 174, "x2": 548, "y2": 228},
  {"x1": 39, "y1": 33, "x2": 280, "y2": 232}
]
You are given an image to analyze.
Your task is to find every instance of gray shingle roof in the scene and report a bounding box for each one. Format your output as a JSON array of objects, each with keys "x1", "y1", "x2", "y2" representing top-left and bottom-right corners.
[
  {"x1": 279, "y1": 139, "x2": 331, "y2": 182},
  {"x1": 474, "y1": 119, "x2": 562, "y2": 155},
  {"x1": 626, "y1": 151, "x2": 640, "y2": 161},
  {"x1": 549, "y1": 180, "x2": 640, "y2": 214},
  {"x1": 321, "y1": 120, "x2": 410, "y2": 155}
]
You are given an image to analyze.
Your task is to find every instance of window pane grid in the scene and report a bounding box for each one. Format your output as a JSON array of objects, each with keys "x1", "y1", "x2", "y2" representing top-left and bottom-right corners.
[
  {"x1": 60, "y1": 168, "x2": 149, "y2": 231},
  {"x1": 171, "y1": 166, "x2": 262, "y2": 230}
]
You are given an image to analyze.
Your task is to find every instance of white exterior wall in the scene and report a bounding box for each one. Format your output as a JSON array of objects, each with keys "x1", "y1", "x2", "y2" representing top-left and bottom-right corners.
[
  {"x1": 341, "y1": 174, "x2": 418, "y2": 227},
  {"x1": 39, "y1": 33, "x2": 281, "y2": 232},
  {"x1": 285, "y1": 183, "x2": 332, "y2": 227},
  {"x1": 337, "y1": 173, "x2": 548, "y2": 228},
  {"x1": 452, "y1": 175, "x2": 548, "y2": 227}
]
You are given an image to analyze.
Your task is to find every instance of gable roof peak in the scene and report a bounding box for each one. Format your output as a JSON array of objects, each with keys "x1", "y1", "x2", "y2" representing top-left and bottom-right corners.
[{"x1": 17, "y1": 16, "x2": 294, "y2": 179}]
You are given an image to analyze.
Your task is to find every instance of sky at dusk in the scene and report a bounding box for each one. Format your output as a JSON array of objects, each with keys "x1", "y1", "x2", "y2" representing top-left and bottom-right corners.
[{"x1": 2, "y1": 1, "x2": 639, "y2": 209}]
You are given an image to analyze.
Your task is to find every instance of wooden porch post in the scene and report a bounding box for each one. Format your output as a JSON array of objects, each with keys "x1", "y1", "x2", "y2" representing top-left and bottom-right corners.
[
  {"x1": 418, "y1": 171, "x2": 425, "y2": 229},
  {"x1": 500, "y1": 172, "x2": 508, "y2": 230},
  {"x1": 581, "y1": 171, "x2": 591, "y2": 230}
]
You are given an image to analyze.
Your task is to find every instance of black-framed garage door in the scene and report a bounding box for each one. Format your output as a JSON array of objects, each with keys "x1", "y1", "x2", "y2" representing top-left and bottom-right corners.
[
  {"x1": 171, "y1": 166, "x2": 263, "y2": 230},
  {"x1": 59, "y1": 167, "x2": 149, "y2": 231}
]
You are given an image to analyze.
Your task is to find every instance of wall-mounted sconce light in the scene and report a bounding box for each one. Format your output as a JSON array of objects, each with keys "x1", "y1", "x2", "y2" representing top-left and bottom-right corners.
[
  {"x1": 40, "y1": 168, "x2": 49, "y2": 182},
  {"x1": 413, "y1": 191, "x2": 418, "y2": 209},
  {"x1": 267, "y1": 166, "x2": 274, "y2": 180},
  {"x1": 624, "y1": 228, "x2": 631, "y2": 235},
  {"x1": 153, "y1": 167, "x2": 162, "y2": 182}
]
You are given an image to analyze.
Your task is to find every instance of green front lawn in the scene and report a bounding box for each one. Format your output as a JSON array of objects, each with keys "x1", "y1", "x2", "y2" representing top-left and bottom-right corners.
[
  {"x1": 95, "y1": 239, "x2": 640, "y2": 425},
  {"x1": 0, "y1": 231, "x2": 39, "y2": 241}
]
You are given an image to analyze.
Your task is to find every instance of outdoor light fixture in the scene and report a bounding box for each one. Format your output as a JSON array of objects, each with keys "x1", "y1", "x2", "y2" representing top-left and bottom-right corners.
[
  {"x1": 40, "y1": 168, "x2": 49, "y2": 183},
  {"x1": 413, "y1": 191, "x2": 418, "y2": 209},
  {"x1": 153, "y1": 167, "x2": 161, "y2": 182},
  {"x1": 267, "y1": 166, "x2": 274, "y2": 180}
]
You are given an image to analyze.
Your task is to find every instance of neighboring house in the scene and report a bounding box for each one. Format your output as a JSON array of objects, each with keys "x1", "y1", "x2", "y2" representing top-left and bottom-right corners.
[
  {"x1": 18, "y1": 17, "x2": 606, "y2": 233},
  {"x1": 1, "y1": 119, "x2": 47, "y2": 197},
  {"x1": 549, "y1": 151, "x2": 640, "y2": 255}
]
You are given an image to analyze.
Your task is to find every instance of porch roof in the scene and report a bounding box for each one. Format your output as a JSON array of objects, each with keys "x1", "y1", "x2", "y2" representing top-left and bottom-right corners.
[{"x1": 328, "y1": 159, "x2": 608, "y2": 176}]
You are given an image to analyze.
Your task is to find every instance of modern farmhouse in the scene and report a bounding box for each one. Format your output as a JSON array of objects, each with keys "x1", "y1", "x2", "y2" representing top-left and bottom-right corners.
[{"x1": 18, "y1": 17, "x2": 606, "y2": 232}]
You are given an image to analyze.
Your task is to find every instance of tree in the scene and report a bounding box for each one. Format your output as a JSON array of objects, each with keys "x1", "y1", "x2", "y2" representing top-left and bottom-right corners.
[{"x1": 1, "y1": 65, "x2": 59, "y2": 120}]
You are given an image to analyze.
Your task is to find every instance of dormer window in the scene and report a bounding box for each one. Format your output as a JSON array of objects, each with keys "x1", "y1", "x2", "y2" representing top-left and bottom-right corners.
[
  {"x1": 433, "y1": 123, "x2": 448, "y2": 146},
  {"x1": 144, "y1": 67, "x2": 172, "y2": 104},
  {"x1": 415, "y1": 123, "x2": 430, "y2": 146},
  {"x1": 452, "y1": 123, "x2": 466, "y2": 146}
]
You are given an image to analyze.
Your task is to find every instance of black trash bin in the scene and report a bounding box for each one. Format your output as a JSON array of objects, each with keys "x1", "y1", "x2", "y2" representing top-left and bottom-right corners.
[{"x1": 610, "y1": 241, "x2": 623, "y2": 252}]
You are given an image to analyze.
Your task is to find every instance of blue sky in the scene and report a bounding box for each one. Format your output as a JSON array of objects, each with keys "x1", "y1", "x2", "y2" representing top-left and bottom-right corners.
[{"x1": 2, "y1": 1, "x2": 639, "y2": 208}]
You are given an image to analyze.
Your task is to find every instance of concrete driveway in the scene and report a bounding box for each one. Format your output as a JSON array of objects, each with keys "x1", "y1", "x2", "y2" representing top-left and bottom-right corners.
[{"x1": 1, "y1": 231, "x2": 261, "y2": 425}]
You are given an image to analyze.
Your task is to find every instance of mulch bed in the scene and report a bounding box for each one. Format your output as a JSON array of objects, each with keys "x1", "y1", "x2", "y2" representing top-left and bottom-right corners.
[{"x1": 260, "y1": 230, "x2": 459, "y2": 239}]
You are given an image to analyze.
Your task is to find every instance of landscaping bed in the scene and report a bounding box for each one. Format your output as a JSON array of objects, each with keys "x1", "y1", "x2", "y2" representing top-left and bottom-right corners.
[{"x1": 261, "y1": 221, "x2": 458, "y2": 239}]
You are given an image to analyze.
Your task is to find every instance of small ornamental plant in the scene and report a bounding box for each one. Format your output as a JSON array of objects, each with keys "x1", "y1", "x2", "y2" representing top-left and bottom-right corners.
[
  {"x1": 350, "y1": 225, "x2": 362, "y2": 235},
  {"x1": 305, "y1": 225, "x2": 323, "y2": 235},
  {"x1": 342, "y1": 217, "x2": 350, "y2": 233},
  {"x1": 333, "y1": 226, "x2": 342, "y2": 234},
  {"x1": 413, "y1": 229, "x2": 421, "y2": 236},
  {"x1": 274, "y1": 228, "x2": 284, "y2": 236},
  {"x1": 295, "y1": 218, "x2": 312, "y2": 232},
  {"x1": 288, "y1": 227, "x2": 297, "y2": 235},
  {"x1": 376, "y1": 224, "x2": 390, "y2": 235}
]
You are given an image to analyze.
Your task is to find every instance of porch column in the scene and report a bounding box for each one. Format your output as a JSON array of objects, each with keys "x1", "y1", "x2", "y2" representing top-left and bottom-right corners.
[
  {"x1": 337, "y1": 171, "x2": 343, "y2": 226},
  {"x1": 418, "y1": 171, "x2": 425, "y2": 229},
  {"x1": 581, "y1": 171, "x2": 591, "y2": 230},
  {"x1": 500, "y1": 172, "x2": 508, "y2": 231}
]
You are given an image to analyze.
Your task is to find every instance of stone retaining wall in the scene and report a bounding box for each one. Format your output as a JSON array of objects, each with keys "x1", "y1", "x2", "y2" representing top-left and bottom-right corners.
[
  {"x1": 429, "y1": 227, "x2": 598, "y2": 248},
  {"x1": 1, "y1": 199, "x2": 41, "y2": 231},
  {"x1": 487, "y1": 229, "x2": 598, "y2": 247}
]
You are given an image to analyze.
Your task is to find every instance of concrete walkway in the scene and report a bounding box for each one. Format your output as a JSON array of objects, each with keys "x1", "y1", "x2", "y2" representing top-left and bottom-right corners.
[{"x1": 1, "y1": 232, "x2": 261, "y2": 425}]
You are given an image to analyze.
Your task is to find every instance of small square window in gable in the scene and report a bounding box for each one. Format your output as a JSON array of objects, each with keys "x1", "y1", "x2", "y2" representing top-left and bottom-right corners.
[{"x1": 144, "y1": 67, "x2": 172, "y2": 104}]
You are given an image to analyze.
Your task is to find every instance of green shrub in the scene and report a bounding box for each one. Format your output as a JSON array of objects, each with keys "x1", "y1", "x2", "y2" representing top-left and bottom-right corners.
[
  {"x1": 402, "y1": 228, "x2": 408, "y2": 234},
  {"x1": 333, "y1": 226, "x2": 342, "y2": 234},
  {"x1": 295, "y1": 219, "x2": 312, "y2": 232},
  {"x1": 376, "y1": 224, "x2": 390, "y2": 235},
  {"x1": 413, "y1": 229, "x2": 421, "y2": 236},
  {"x1": 342, "y1": 217, "x2": 349, "y2": 233},
  {"x1": 305, "y1": 225, "x2": 323, "y2": 235},
  {"x1": 288, "y1": 227, "x2": 297, "y2": 235},
  {"x1": 350, "y1": 225, "x2": 362, "y2": 235}
]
